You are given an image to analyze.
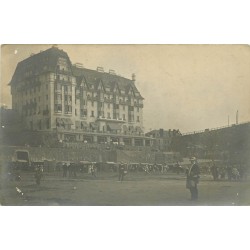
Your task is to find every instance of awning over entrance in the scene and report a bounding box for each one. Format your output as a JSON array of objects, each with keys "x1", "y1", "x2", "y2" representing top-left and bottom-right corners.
[
  {"x1": 81, "y1": 121, "x2": 88, "y2": 128},
  {"x1": 123, "y1": 125, "x2": 128, "y2": 132},
  {"x1": 90, "y1": 122, "x2": 98, "y2": 130},
  {"x1": 107, "y1": 123, "x2": 121, "y2": 131},
  {"x1": 75, "y1": 121, "x2": 81, "y2": 128},
  {"x1": 129, "y1": 125, "x2": 134, "y2": 132},
  {"x1": 62, "y1": 118, "x2": 73, "y2": 125}
]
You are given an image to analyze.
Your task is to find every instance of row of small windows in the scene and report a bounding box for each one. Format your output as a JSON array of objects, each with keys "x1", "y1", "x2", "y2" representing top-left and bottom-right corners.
[
  {"x1": 54, "y1": 84, "x2": 72, "y2": 91},
  {"x1": 21, "y1": 95, "x2": 48, "y2": 104},
  {"x1": 89, "y1": 102, "x2": 139, "y2": 112},
  {"x1": 85, "y1": 93, "x2": 141, "y2": 103},
  {"x1": 55, "y1": 74, "x2": 72, "y2": 82},
  {"x1": 22, "y1": 105, "x2": 48, "y2": 116},
  {"x1": 29, "y1": 118, "x2": 49, "y2": 130},
  {"x1": 55, "y1": 85, "x2": 142, "y2": 105},
  {"x1": 54, "y1": 105, "x2": 140, "y2": 122},
  {"x1": 54, "y1": 96, "x2": 140, "y2": 112},
  {"x1": 20, "y1": 84, "x2": 48, "y2": 96}
]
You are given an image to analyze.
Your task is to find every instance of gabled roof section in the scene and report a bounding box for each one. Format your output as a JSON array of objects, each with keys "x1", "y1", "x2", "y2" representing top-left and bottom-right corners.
[
  {"x1": 72, "y1": 66, "x2": 143, "y2": 99},
  {"x1": 127, "y1": 84, "x2": 135, "y2": 96},
  {"x1": 112, "y1": 81, "x2": 120, "y2": 93},
  {"x1": 97, "y1": 79, "x2": 105, "y2": 92},
  {"x1": 10, "y1": 47, "x2": 73, "y2": 86}
]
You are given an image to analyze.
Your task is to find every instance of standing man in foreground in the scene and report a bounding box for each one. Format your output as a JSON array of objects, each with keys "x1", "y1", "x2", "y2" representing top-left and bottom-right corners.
[
  {"x1": 186, "y1": 157, "x2": 200, "y2": 201},
  {"x1": 118, "y1": 162, "x2": 126, "y2": 182}
]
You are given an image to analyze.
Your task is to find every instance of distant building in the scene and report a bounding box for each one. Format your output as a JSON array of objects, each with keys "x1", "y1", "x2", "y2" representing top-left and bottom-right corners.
[
  {"x1": 172, "y1": 122, "x2": 250, "y2": 164},
  {"x1": 9, "y1": 46, "x2": 152, "y2": 146},
  {"x1": 146, "y1": 128, "x2": 182, "y2": 151}
]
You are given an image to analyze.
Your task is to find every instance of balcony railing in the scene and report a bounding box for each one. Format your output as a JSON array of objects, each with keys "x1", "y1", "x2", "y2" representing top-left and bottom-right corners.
[{"x1": 56, "y1": 127, "x2": 146, "y2": 137}]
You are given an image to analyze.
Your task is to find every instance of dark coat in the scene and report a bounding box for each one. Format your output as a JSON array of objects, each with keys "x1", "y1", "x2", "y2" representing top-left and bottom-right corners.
[{"x1": 186, "y1": 163, "x2": 200, "y2": 188}]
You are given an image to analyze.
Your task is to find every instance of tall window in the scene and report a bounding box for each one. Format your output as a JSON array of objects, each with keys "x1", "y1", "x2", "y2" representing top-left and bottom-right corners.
[
  {"x1": 55, "y1": 104, "x2": 62, "y2": 113},
  {"x1": 64, "y1": 105, "x2": 72, "y2": 113},
  {"x1": 81, "y1": 109, "x2": 87, "y2": 117}
]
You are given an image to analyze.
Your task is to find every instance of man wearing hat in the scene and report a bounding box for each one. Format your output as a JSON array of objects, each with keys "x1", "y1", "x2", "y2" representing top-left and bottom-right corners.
[
  {"x1": 186, "y1": 157, "x2": 200, "y2": 201},
  {"x1": 118, "y1": 162, "x2": 126, "y2": 182}
]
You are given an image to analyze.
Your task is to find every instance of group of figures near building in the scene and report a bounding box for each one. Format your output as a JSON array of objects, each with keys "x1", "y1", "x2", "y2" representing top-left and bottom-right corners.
[
  {"x1": 5, "y1": 155, "x2": 249, "y2": 203},
  {"x1": 210, "y1": 163, "x2": 247, "y2": 182}
]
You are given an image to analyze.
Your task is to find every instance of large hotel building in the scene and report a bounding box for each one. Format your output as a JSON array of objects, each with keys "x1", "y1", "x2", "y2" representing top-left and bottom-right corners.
[{"x1": 10, "y1": 46, "x2": 152, "y2": 147}]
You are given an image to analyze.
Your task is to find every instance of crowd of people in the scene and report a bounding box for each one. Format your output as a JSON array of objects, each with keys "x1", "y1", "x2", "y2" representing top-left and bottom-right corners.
[
  {"x1": 209, "y1": 162, "x2": 247, "y2": 181},
  {"x1": 4, "y1": 156, "x2": 249, "y2": 202}
]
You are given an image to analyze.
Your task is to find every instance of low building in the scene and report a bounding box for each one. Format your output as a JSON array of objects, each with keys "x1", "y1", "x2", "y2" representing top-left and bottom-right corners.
[{"x1": 146, "y1": 128, "x2": 182, "y2": 151}]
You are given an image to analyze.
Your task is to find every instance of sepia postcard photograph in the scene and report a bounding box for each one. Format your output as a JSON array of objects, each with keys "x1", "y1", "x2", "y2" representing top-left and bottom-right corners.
[{"x1": 1, "y1": 44, "x2": 250, "y2": 206}]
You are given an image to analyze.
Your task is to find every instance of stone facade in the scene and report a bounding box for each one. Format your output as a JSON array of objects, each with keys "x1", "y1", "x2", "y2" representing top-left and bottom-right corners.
[{"x1": 10, "y1": 46, "x2": 152, "y2": 146}]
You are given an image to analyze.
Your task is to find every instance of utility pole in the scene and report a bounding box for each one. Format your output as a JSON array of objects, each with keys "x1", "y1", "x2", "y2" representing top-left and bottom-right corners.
[{"x1": 236, "y1": 110, "x2": 239, "y2": 125}]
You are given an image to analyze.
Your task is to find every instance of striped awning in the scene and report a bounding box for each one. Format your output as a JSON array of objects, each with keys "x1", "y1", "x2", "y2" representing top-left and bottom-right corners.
[
  {"x1": 81, "y1": 121, "x2": 88, "y2": 128},
  {"x1": 90, "y1": 122, "x2": 98, "y2": 129},
  {"x1": 62, "y1": 118, "x2": 73, "y2": 125},
  {"x1": 123, "y1": 125, "x2": 128, "y2": 131}
]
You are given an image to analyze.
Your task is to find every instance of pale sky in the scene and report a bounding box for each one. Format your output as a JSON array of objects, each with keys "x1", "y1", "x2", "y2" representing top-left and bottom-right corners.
[{"x1": 1, "y1": 44, "x2": 250, "y2": 133}]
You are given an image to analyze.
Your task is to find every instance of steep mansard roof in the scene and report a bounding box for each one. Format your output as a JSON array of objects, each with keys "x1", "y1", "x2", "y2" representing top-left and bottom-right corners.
[
  {"x1": 9, "y1": 47, "x2": 73, "y2": 86},
  {"x1": 9, "y1": 47, "x2": 143, "y2": 99},
  {"x1": 72, "y1": 66, "x2": 143, "y2": 98}
]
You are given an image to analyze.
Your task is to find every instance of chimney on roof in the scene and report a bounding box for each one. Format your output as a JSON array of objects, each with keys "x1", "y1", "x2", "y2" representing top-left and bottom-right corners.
[
  {"x1": 97, "y1": 67, "x2": 104, "y2": 72},
  {"x1": 132, "y1": 73, "x2": 136, "y2": 81},
  {"x1": 74, "y1": 63, "x2": 84, "y2": 68},
  {"x1": 109, "y1": 69, "x2": 116, "y2": 75}
]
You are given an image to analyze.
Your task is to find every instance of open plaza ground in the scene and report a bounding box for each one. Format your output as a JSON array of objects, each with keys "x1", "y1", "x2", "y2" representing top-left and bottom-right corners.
[{"x1": 1, "y1": 170, "x2": 250, "y2": 206}]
